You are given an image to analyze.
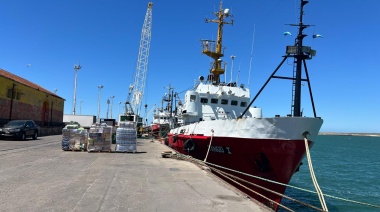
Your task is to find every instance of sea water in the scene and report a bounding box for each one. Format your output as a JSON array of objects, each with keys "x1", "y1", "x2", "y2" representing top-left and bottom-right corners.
[{"x1": 279, "y1": 135, "x2": 380, "y2": 212}]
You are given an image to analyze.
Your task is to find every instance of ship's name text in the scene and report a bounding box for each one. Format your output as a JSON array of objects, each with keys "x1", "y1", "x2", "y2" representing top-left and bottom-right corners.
[{"x1": 209, "y1": 146, "x2": 232, "y2": 154}]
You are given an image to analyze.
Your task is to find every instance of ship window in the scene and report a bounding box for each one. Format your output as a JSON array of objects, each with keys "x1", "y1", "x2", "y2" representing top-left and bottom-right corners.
[
  {"x1": 190, "y1": 95, "x2": 196, "y2": 102},
  {"x1": 240, "y1": 102, "x2": 247, "y2": 107},
  {"x1": 200, "y1": 98, "x2": 208, "y2": 103},
  {"x1": 231, "y1": 100, "x2": 238, "y2": 106},
  {"x1": 211, "y1": 98, "x2": 218, "y2": 104},
  {"x1": 221, "y1": 99, "x2": 228, "y2": 105}
]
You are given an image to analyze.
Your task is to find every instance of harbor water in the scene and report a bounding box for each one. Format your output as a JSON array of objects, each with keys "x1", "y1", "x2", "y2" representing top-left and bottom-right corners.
[{"x1": 279, "y1": 135, "x2": 380, "y2": 211}]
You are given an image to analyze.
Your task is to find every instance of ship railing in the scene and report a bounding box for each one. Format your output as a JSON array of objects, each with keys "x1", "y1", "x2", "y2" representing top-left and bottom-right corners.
[{"x1": 200, "y1": 39, "x2": 225, "y2": 56}]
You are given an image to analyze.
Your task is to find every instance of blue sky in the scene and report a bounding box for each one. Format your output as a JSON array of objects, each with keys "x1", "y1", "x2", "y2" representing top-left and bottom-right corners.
[{"x1": 0, "y1": 0, "x2": 379, "y2": 133}]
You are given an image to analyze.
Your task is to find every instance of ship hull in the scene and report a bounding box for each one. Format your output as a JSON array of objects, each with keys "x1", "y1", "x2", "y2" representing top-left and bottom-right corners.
[
  {"x1": 167, "y1": 117, "x2": 323, "y2": 210},
  {"x1": 151, "y1": 123, "x2": 171, "y2": 139}
]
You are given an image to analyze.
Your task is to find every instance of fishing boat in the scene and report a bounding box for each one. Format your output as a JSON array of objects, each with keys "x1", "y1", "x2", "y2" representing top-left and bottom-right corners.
[
  {"x1": 166, "y1": 1, "x2": 323, "y2": 211},
  {"x1": 150, "y1": 85, "x2": 178, "y2": 138}
]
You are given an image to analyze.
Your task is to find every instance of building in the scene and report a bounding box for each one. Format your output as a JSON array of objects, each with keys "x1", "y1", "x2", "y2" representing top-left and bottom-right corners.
[{"x1": 0, "y1": 68, "x2": 65, "y2": 129}]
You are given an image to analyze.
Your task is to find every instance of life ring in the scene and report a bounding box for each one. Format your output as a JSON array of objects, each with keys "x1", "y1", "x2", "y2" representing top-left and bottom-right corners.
[{"x1": 183, "y1": 139, "x2": 195, "y2": 151}]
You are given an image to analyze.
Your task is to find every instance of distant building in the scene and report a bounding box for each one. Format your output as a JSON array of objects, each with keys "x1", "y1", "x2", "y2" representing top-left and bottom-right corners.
[{"x1": 0, "y1": 68, "x2": 65, "y2": 126}]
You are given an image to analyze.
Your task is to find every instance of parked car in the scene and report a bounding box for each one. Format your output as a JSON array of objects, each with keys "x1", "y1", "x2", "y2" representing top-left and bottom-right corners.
[{"x1": 0, "y1": 120, "x2": 39, "y2": 140}]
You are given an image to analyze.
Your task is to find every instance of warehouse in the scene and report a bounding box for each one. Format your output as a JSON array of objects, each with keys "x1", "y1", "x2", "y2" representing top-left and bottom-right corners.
[{"x1": 0, "y1": 68, "x2": 64, "y2": 134}]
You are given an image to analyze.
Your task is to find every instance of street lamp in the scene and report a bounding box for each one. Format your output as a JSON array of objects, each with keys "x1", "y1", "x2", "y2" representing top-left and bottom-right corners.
[
  {"x1": 109, "y1": 96, "x2": 115, "y2": 119},
  {"x1": 106, "y1": 99, "x2": 110, "y2": 119},
  {"x1": 80, "y1": 100, "x2": 83, "y2": 115},
  {"x1": 72, "y1": 64, "x2": 82, "y2": 115},
  {"x1": 118, "y1": 101, "x2": 122, "y2": 116},
  {"x1": 97, "y1": 85, "x2": 104, "y2": 121}
]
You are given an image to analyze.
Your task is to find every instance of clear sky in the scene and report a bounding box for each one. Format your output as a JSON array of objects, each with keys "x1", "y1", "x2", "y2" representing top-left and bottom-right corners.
[{"x1": 1, "y1": 0, "x2": 379, "y2": 133}]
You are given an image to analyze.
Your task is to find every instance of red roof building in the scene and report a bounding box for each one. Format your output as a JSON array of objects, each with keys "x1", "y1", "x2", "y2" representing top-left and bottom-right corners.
[{"x1": 0, "y1": 68, "x2": 65, "y2": 126}]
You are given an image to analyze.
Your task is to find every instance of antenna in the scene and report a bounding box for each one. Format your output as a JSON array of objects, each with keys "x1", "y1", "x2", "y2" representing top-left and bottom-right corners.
[
  {"x1": 248, "y1": 24, "x2": 256, "y2": 87},
  {"x1": 230, "y1": 55, "x2": 236, "y2": 83},
  {"x1": 236, "y1": 63, "x2": 241, "y2": 85}
]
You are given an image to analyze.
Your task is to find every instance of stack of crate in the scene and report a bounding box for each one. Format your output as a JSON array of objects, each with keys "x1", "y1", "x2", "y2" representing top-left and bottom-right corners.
[
  {"x1": 87, "y1": 124, "x2": 112, "y2": 152},
  {"x1": 62, "y1": 124, "x2": 80, "y2": 151},
  {"x1": 73, "y1": 129, "x2": 88, "y2": 150},
  {"x1": 115, "y1": 121, "x2": 137, "y2": 153},
  {"x1": 62, "y1": 128, "x2": 75, "y2": 150}
]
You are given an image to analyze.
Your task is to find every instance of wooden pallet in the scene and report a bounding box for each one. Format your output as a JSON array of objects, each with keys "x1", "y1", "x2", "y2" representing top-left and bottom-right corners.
[
  {"x1": 87, "y1": 150, "x2": 112, "y2": 153},
  {"x1": 70, "y1": 149, "x2": 87, "y2": 152}
]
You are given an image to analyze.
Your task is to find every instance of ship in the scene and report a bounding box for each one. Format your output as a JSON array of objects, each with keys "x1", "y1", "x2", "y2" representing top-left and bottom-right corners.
[
  {"x1": 166, "y1": 0, "x2": 323, "y2": 211},
  {"x1": 150, "y1": 85, "x2": 178, "y2": 138}
]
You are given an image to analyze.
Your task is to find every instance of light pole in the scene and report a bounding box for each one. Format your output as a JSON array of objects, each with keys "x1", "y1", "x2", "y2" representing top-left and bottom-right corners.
[
  {"x1": 118, "y1": 101, "x2": 122, "y2": 116},
  {"x1": 80, "y1": 100, "x2": 83, "y2": 115},
  {"x1": 72, "y1": 64, "x2": 82, "y2": 115},
  {"x1": 109, "y1": 96, "x2": 115, "y2": 119},
  {"x1": 97, "y1": 85, "x2": 104, "y2": 121},
  {"x1": 106, "y1": 99, "x2": 110, "y2": 119}
]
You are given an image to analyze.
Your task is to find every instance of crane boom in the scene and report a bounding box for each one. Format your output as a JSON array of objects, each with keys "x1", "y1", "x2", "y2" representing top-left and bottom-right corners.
[{"x1": 131, "y1": 2, "x2": 153, "y2": 116}]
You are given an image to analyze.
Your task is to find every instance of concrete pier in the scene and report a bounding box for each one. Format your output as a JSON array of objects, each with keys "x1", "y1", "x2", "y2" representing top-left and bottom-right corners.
[{"x1": 0, "y1": 135, "x2": 271, "y2": 211}]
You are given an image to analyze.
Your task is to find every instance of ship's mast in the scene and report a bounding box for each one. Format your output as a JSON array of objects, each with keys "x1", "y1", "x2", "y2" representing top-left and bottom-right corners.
[
  {"x1": 292, "y1": 0, "x2": 309, "y2": 117},
  {"x1": 201, "y1": 2, "x2": 233, "y2": 85},
  {"x1": 239, "y1": 0, "x2": 318, "y2": 118}
]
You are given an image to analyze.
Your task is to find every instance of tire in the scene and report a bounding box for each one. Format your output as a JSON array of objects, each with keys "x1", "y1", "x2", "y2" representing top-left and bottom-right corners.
[
  {"x1": 19, "y1": 132, "x2": 26, "y2": 141},
  {"x1": 32, "y1": 131, "x2": 38, "y2": 140},
  {"x1": 183, "y1": 139, "x2": 195, "y2": 151}
]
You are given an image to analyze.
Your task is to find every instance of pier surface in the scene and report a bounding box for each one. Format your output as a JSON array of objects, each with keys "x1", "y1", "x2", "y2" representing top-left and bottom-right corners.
[{"x1": 0, "y1": 135, "x2": 271, "y2": 212}]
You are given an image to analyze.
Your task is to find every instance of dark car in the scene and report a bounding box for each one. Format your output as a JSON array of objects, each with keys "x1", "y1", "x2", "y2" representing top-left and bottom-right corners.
[{"x1": 0, "y1": 120, "x2": 39, "y2": 140}]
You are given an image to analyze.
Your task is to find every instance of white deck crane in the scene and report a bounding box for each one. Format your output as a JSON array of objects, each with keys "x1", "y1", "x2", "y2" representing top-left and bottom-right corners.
[
  {"x1": 120, "y1": 2, "x2": 153, "y2": 136},
  {"x1": 130, "y1": 2, "x2": 153, "y2": 116}
]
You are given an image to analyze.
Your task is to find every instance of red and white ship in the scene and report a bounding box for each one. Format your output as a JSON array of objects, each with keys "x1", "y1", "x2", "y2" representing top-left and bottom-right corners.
[
  {"x1": 167, "y1": 1, "x2": 322, "y2": 211},
  {"x1": 150, "y1": 86, "x2": 178, "y2": 138}
]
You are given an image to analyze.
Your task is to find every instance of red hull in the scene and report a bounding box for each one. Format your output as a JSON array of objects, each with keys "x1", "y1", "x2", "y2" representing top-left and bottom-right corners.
[
  {"x1": 151, "y1": 124, "x2": 160, "y2": 131},
  {"x1": 167, "y1": 133, "x2": 312, "y2": 211},
  {"x1": 151, "y1": 124, "x2": 171, "y2": 139}
]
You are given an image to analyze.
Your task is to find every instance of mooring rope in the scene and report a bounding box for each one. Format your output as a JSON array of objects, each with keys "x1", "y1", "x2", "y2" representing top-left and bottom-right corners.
[
  {"x1": 203, "y1": 129, "x2": 214, "y2": 162},
  {"x1": 173, "y1": 150, "x2": 322, "y2": 211},
  {"x1": 303, "y1": 134, "x2": 328, "y2": 211},
  {"x1": 210, "y1": 164, "x2": 325, "y2": 212},
  {"x1": 157, "y1": 135, "x2": 380, "y2": 210}
]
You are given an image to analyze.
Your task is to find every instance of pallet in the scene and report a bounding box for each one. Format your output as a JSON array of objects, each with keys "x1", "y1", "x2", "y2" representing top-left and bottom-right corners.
[
  {"x1": 87, "y1": 150, "x2": 112, "y2": 153},
  {"x1": 71, "y1": 149, "x2": 87, "y2": 152}
]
